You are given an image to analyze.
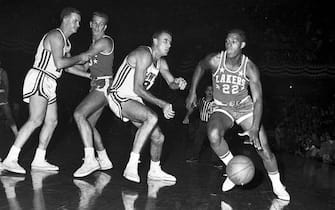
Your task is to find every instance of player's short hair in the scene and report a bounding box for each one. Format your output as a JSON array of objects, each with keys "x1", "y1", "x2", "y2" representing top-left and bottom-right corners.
[
  {"x1": 152, "y1": 29, "x2": 172, "y2": 40},
  {"x1": 92, "y1": 11, "x2": 109, "y2": 24},
  {"x1": 228, "y1": 29, "x2": 247, "y2": 43},
  {"x1": 60, "y1": 7, "x2": 80, "y2": 21}
]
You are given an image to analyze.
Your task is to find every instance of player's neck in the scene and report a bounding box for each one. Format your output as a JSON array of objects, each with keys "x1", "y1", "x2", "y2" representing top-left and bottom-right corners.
[
  {"x1": 225, "y1": 54, "x2": 242, "y2": 67},
  {"x1": 92, "y1": 33, "x2": 104, "y2": 43}
]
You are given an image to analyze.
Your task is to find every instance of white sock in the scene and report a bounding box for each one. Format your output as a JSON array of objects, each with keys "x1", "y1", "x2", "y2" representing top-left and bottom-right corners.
[
  {"x1": 150, "y1": 160, "x2": 160, "y2": 171},
  {"x1": 128, "y1": 152, "x2": 140, "y2": 166},
  {"x1": 7, "y1": 146, "x2": 21, "y2": 161},
  {"x1": 84, "y1": 147, "x2": 95, "y2": 160},
  {"x1": 33, "y1": 148, "x2": 46, "y2": 162},
  {"x1": 219, "y1": 151, "x2": 233, "y2": 165},
  {"x1": 97, "y1": 149, "x2": 109, "y2": 160},
  {"x1": 268, "y1": 171, "x2": 283, "y2": 188}
]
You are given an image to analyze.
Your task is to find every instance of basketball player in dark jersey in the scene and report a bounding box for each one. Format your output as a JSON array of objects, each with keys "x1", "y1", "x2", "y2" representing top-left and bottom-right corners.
[
  {"x1": 1, "y1": 7, "x2": 90, "y2": 174},
  {"x1": 186, "y1": 29, "x2": 290, "y2": 201},
  {"x1": 107, "y1": 30, "x2": 187, "y2": 183},
  {"x1": 68, "y1": 12, "x2": 114, "y2": 178}
]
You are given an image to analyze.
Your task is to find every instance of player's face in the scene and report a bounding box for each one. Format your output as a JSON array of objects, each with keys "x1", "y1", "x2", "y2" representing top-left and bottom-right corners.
[
  {"x1": 155, "y1": 32, "x2": 172, "y2": 56},
  {"x1": 225, "y1": 33, "x2": 244, "y2": 57},
  {"x1": 205, "y1": 86, "x2": 213, "y2": 99},
  {"x1": 67, "y1": 13, "x2": 81, "y2": 34},
  {"x1": 90, "y1": 16, "x2": 107, "y2": 35}
]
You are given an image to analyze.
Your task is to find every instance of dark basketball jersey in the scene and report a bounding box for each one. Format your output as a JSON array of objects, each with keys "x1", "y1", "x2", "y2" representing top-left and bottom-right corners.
[
  {"x1": 89, "y1": 35, "x2": 114, "y2": 78},
  {"x1": 212, "y1": 51, "x2": 249, "y2": 104}
]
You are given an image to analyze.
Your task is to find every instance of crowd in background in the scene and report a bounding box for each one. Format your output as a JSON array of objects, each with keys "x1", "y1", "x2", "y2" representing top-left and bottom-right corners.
[{"x1": 272, "y1": 96, "x2": 335, "y2": 165}]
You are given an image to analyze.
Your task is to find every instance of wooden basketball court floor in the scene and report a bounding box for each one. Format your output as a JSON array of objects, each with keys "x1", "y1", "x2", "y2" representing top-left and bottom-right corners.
[{"x1": 0, "y1": 118, "x2": 334, "y2": 210}]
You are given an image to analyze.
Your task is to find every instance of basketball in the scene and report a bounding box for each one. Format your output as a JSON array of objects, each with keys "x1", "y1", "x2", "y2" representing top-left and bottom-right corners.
[{"x1": 226, "y1": 155, "x2": 255, "y2": 185}]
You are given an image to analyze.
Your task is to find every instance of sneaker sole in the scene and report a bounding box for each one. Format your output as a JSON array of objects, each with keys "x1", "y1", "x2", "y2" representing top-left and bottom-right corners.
[
  {"x1": 31, "y1": 166, "x2": 59, "y2": 171},
  {"x1": 100, "y1": 165, "x2": 113, "y2": 170},
  {"x1": 73, "y1": 165, "x2": 100, "y2": 178},
  {"x1": 123, "y1": 173, "x2": 140, "y2": 183},
  {"x1": 2, "y1": 164, "x2": 26, "y2": 174}
]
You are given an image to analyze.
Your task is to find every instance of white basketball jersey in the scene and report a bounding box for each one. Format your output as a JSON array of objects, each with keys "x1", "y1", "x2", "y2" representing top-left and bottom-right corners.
[{"x1": 32, "y1": 28, "x2": 71, "y2": 78}]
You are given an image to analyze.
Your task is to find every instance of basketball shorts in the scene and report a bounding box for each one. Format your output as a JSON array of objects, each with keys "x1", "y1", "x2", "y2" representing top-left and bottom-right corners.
[
  {"x1": 0, "y1": 89, "x2": 8, "y2": 105},
  {"x1": 23, "y1": 68, "x2": 57, "y2": 104},
  {"x1": 90, "y1": 75, "x2": 113, "y2": 95},
  {"x1": 212, "y1": 96, "x2": 253, "y2": 124},
  {"x1": 106, "y1": 90, "x2": 143, "y2": 122}
]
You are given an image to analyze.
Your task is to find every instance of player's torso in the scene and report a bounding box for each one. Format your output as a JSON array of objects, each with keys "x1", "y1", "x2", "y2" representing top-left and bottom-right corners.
[
  {"x1": 32, "y1": 28, "x2": 71, "y2": 79},
  {"x1": 212, "y1": 51, "x2": 249, "y2": 103},
  {"x1": 112, "y1": 47, "x2": 160, "y2": 94},
  {"x1": 89, "y1": 35, "x2": 114, "y2": 78}
]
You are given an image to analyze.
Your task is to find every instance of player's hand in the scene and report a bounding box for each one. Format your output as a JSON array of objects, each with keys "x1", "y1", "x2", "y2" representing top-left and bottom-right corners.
[
  {"x1": 162, "y1": 103, "x2": 175, "y2": 119},
  {"x1": 174, "y1": 77, "x2": 187, "y2": 90},
  {"x1": 238, "y1": 128, "x2": 263, "y2": 151},
  {"x1": 185, "y1": 93, "x2": 197, "y2": 111},
  {"x1": 79, "y1": 53, "x2": 91, "y2": 63}
]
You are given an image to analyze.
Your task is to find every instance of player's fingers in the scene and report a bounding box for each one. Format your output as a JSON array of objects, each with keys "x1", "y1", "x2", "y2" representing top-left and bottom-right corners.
[{"x1": 238, "y1": 132, "x2": 249, "y2": 137}]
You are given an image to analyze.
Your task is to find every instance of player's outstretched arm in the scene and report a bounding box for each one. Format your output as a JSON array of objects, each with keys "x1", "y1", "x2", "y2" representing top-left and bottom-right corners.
[
  {"x1": 48, "y1": 30, "x2": 90, "y2": 69},
  {"x1": 159, "y1": 59, "x2": 187, "y2": 90},
  {"x1": 133, "y1": 48, "x2": 175, "y2": 119}
]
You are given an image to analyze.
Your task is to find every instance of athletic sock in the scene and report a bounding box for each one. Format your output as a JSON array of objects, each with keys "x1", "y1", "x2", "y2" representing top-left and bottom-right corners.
[
  {"x1": 150, "y1": 160, "x2": 160, "y2": 171},
  {"x1": 219, "y1": 151, "x2": 234, "y2": 165},
  {"x1": 7, "y1": 145, "x2": 21, "y2": 161},
  {"x1": 128, "y1": 152, "x2": 140, "y2": 166},
  {"x1": 34, "y1": 148, "x2": 46, "y2": 162},
  {"x1": 84, "y1": 147, "x2": 95, "y2": 160},
  {"x1": 97, "y1": 149, "x2": 108, "y2": 160},
  {"x1": 268, "y1": 171, "x2": 282, "y2": 187}
]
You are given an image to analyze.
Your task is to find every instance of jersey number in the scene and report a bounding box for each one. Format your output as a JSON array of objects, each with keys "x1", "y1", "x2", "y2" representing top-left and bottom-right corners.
[{"x1": 222, "y1": 84, "x2": 239, "y2": 94}]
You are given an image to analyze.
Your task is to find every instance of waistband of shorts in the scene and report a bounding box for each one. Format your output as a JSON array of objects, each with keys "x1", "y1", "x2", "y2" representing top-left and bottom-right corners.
[
  {"x1": 33, "y1": 68, "x2": 57, "y2": 80},
  {"x1": 93, "y1": 75, "x2": 113, "y2": 80},
  {"x1": 214, "y1": 96, "x2": 250, "y2": 107}
]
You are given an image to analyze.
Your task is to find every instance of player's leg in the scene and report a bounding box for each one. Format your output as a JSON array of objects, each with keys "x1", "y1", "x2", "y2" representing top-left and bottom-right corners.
[
  {"x1": 121, "y1": 100, "x2": 158, "y2": 183},
  {"x1": 31, "y1": 101, "x2": 59, "y2": 171},
  {"x1": 1, "y1": 103, "x2": 18, "y2": 137},
  {"x1": 147, "y1": 126, "x2": 176, "y2": 181},
  {"x1": 239, "y1": 117, "x2": 290, "y2": 200},
  {"x1": 88, "y1": 102, "x2": 113, "y2": 170},
  {"x1": 73, "y1": 90, "x2": 105, "y2": 177},
  {"x1": 3, "y1": 94, "x2": 48, "y2": 174},
  {"x1": 207, "y1": 111, "x2": 235, "y2": 191}
]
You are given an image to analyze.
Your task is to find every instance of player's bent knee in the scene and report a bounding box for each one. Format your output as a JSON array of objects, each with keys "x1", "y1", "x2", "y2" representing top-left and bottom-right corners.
[
  {"x1": 147, "y1": 112, "x2": 158, "y2": 125},
  {"x1": 208, "y1": 128, "x2": 221, "y2": 144}
]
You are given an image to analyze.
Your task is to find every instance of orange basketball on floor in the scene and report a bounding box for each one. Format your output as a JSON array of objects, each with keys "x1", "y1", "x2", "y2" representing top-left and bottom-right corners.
[{"x1": 226, "y1": 155, "x2": 255, "y2": 186}]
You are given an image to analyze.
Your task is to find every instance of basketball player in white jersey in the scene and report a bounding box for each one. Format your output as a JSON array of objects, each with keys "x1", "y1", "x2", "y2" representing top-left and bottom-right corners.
[
  {"x1": 107, "y1": 30, "x2": 187, "y2": 183},
  {"x1": 1, "y1": 7, "x2": 91, "y2": 174},
  {"x1": 68, "y1": 11, "x2": 114, "y2": 178},
  {"x1": 186, "y1": 29, "x2": 290, "y2": 201}
]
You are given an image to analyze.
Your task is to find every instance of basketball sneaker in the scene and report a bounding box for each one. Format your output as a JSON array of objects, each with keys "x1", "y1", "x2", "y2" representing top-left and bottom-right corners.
[
  {"x1": 73, "y1": 158, "x2": 100, "y2": 178},
  {"x1": 273, "y1": 185, "x2": 290, "y2": 201},
  {"x1": 97, "y1": 157, "x2": 113, "y2": 170},
  {"x1": 221, "y1": 177, "x2": 235, "y2": 192},
  {"x1": 2, "y1": 159, "x2": 26, "y2": 174},
  {"x1": 31, "y1": 159, "x2": 59, "y2": 171},
  {"x1": 147, "y1": 168, "x2": 176, "y2": 182},
  {"x1": 123, "y1": 163, "x2": 140, "y2": 183}
]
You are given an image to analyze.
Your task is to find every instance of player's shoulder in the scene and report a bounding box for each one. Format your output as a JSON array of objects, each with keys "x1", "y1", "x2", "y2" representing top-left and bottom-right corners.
[
  {"x1": 132, "y1": 46, "x2": 151, "y2": 57},
  {"x1": 45, "y1": 28, "x2": 64, "y2": 41}
]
